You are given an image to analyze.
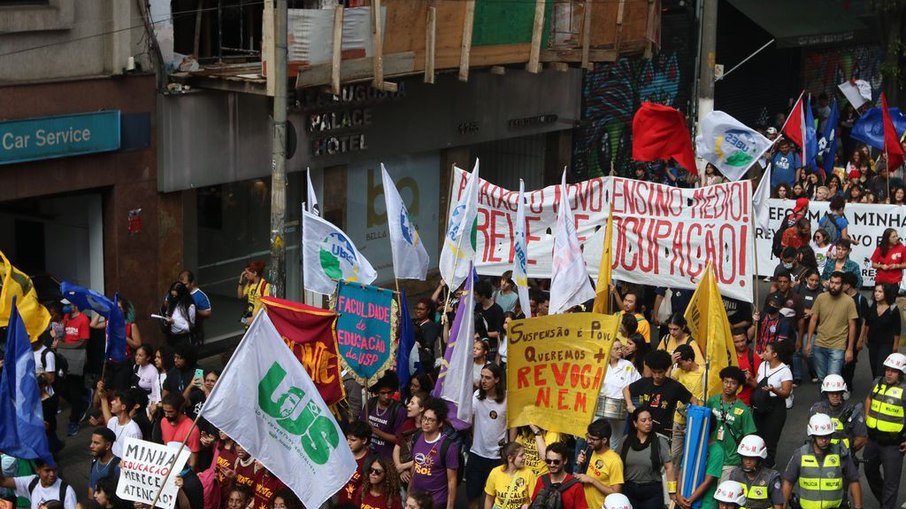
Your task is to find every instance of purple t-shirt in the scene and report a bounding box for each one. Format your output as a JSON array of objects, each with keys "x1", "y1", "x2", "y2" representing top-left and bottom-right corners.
[
  {"x1": 410, "y1": 433, "x2": 460, "y2": 507},
  {"x1": 360, "y1": 398, "x2": 407, "y2": 458}
]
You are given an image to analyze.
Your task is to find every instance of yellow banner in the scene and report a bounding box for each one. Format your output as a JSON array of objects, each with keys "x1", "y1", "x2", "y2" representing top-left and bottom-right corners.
[
  {"x1": 683, "y1": 263, "x2": 737, "y2": 399},
  {"x1": 0, "y1": 251, "x2": 51, "y2": 342},
  {"x1": 507, "y1": 313, "x2": 620, "y2": 437}
]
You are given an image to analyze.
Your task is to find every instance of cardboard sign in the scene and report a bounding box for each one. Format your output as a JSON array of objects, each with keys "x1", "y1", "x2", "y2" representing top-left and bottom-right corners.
[
  {"x1": 116, "y1": 437, "x2": 190, "y2": 509},
  {"x1": 334, "y1": 281, "x2": 397, "y2": 384},
  {"x1": 507, "y1": 313, "x2": 620, "y2": 437}
]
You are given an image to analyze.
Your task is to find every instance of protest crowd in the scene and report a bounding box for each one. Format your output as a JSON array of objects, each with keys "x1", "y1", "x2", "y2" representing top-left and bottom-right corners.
[{"x1": 4, "y1": 90, "x2": 906, "y2": 509}]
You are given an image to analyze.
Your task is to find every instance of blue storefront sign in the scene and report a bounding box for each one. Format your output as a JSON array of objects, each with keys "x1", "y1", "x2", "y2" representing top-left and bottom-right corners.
[{"x1": 0, "y1": 111, "x2": 121, "y2": 165}]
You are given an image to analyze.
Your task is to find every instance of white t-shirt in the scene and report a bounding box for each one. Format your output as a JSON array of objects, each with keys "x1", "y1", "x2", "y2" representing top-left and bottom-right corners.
[
  {"x1": 107, "y1": 418, "x2": 143, "y2": 457},
  {"x1": 13, "y1": 475, "x2": 77, "y2": 509},
  {"x1": 470, "y1": 391, "x2": 507, "y2": 459},
  {"x1": 601, "y1": 359, "x2": 641, "y2": 399},
  {"x1": 33, "y1": 346, "x2": 55, "y2": 376},
  {"x1": 135, "y1": 363, "x2": 161, "y2": 403},
  {"x1": 757, "y1": 362, "x2": 793, "y2": 398}
]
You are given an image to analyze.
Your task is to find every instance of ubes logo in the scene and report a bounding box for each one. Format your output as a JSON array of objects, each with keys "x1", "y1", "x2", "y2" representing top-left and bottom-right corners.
[
  {"x1": 716, "y1": 129, "x2": 758, "y2": 167},
  {"x1": 319, "y1": 232, "x2": 360, "y2": 280},
  {"x1": 258, "y1": 362, "x2": 340, "y2": 465}
]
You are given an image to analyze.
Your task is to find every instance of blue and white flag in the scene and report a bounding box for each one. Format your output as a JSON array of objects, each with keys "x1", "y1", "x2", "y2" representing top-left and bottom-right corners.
[
  {"x1": 302, "y1": 210, "x2": 376, "y2": 295},
  {"x1": 851, "y1": 107, "x2": 906, "y2": 150},
  {"x1": 695, "y1": 111, "x2": 773, "y2": 181},
  {"x1": 439, "y1": 160, "x2": 480, "y2": 290},
  {"x1": 512, "y1": 180, "x2": 531, "y2": 318},
  {"x1": 381, "y1": 164, "x2": 429, "y2": 280},
  {"x1": 818, "y1": 100, "x2": 839, "y2": 177},
  {"x1": 0, "y1": 300, "x2": 53, "y2": 464},
  {"x1": 804, "y1": 95, "x2": 819, "y2": 169}
]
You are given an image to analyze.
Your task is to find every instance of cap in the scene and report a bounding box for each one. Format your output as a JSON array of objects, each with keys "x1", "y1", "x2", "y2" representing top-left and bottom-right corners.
[
  {"x1": 793, "y1": 197, "x2": 809, "y2": 212},
  {"x1": 848, "y1": 170, "x2": 861, "y2": 179},
  {"x1": 766, "y1": 127, "x2": 778, "y2": 135},
  {"x1": 767, "y1": 293, "x2": 784, "y2": 307}
]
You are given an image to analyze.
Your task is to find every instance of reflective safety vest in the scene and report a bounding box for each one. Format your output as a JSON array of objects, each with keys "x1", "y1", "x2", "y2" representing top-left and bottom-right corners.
[
  {"x1": 729, "y1": 467, "x2": 779, "y2": 509},
  {"x1": 797, "y1": 445, "x2": 844, "y2": 509},
  {"x1": 866, "y1": 382, "x2": 906, "y2": 435}
]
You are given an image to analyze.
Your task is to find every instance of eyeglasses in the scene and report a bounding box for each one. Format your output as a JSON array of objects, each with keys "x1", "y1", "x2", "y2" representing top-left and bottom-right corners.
[
  {"x1": 544, "y1": 459, "x2": 562, "y2": 465},
  {"x1": 422, "y1": 417, "x2": 438, "y2": 423},
  {"x1": 585, "y1": 434, "x2": 602, "y2": 442},
  {"x1": 369, "y1": 468, "x2": 385, "y2": 475}
]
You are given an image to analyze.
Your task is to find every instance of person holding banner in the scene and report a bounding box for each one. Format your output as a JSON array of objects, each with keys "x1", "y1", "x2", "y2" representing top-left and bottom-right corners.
[
  {"x1": 483, "y1": 442, "x2": 537, "y2": 509},
  {"x1": 870, "y1": 229, "x2": 906, "y2": 287}
]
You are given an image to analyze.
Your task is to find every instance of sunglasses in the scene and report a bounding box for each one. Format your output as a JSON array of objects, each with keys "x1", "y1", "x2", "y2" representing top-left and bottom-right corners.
[
  {"x1": 369, "y1": 468, "x2": 385, "y2": 475},
  {"x1": 544, "y1": 459, "x2": 562, "y2": 465}
]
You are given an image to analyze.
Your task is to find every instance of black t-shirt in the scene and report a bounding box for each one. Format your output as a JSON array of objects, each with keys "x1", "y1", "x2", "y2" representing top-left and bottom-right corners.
[
  {"x1": 415, "y1": 319, "x2": 442, "y2": 350},
  {"x1": 627, "y1": 377, "x2": 693, "y2": 435},
  {"x1": 866, "y1": 303, "x2": 902, "y2": 348},
  {"x1": 475, "y1": 302, "x2": 504, "y2": 348}
]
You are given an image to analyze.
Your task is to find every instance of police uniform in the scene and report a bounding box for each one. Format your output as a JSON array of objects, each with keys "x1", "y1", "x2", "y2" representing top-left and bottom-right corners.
[
  {"x1": 864, "y1": 375, "x2": 906, "y2": 509},
  {"x1": 728, "y1": 466, "x2": 784, "y2": 509},
  {"x1": 781, "y1": 443, "x2": 859, "y2": 509},
  {"x1": 808, "y1": 401, "x2": 867, "y2": 452}
]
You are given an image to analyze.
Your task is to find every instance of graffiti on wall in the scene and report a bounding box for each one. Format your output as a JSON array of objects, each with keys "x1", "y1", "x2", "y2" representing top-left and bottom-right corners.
[
  {"x1": 803, "y1": 45, "x2": 882, "y2": 102},
  {"x1": 572, "y1": 50, "x2": 688, "y2": 179}
]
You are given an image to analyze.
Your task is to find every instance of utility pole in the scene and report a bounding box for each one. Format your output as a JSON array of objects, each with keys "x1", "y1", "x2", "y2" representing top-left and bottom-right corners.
[
  {"x1": 268, "y1": 0, "x2": 287, "y2": 298},
  {"x1": 696, "y1": 0, "x2": 718, "y2": 131}
]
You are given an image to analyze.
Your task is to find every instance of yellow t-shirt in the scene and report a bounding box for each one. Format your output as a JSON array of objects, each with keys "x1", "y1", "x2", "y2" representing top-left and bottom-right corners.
[
  {"x1": 484, "y1": 465, "x2": 538, "y2": 509},
  {"x1": 670, "y1": 365, "x2": 705, "y2": 425},
  {"x1": 584, "y1": 448, "x2": 624, "y2": 509},
  {"x1": 658, "y1": 335, "x2": 704, "y2": 366},
  {"x1": 514, "y1": 431, "x2": 561, "y2": 477},
  {"x1": 242, "y1": 279, "x2": 269, "y2": 320}
]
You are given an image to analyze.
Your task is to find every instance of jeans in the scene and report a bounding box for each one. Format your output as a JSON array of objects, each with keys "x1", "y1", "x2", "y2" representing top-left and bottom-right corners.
[
  {"x1": 812, "y1": 345, "x2": 845, "y2": 382},
  {"x1": 624, "y1": 481, "x2": 664, "y2": 509},
  {"x1": 793, "y1": 334, "x2": 817, "y2": 382}
]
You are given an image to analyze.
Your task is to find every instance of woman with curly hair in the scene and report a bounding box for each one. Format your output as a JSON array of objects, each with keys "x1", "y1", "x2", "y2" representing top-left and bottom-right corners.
[{"x1": 355, "y1": 456, "x2": 403, "y2": 509}]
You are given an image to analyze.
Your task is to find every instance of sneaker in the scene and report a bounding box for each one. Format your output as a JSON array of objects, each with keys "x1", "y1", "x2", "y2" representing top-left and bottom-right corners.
[
  {"x1": 66, "y1": 423, "x2": 79, "y2": 437},
  {"x1": 786, "y1": 392, "x2": 794, "y2": 409},
  {"x1": 811, "y1": 377, "x2": 819, "y2": 383},
  {"x1": 793, "y1": 380, "x2": 801, "y2": 388}
]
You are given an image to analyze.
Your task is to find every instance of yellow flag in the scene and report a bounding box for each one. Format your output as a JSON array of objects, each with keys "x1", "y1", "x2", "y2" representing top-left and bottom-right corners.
[
  {"x1": 592, "y1": 205, "x2": 614, "y2": 314},
  {"x1": 683, "y1": 263, "x2": 737, "y2": 399},
  {"x1": 0, "y1": 251, "x2": 51, "y2": 342}
]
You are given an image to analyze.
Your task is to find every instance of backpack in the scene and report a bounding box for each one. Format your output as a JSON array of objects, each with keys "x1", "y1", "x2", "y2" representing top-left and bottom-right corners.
[
  {"x1": 27, "y1": 477, "x2": 69, "y2": 506},
  {"x1": 819, "y1": 213, "x2": 841, "y2": 243},
  {"x1": 771, "y1": 225, "x2": 788, "y2": 258},
  {"x1": 41, "y1": 348, "x2": 67, "y2": 379},
  {"x1": 412, "y1": 428, "x2": 465, "y2": 482},
  {"x1": 528, "y1": 475, "x2": 581, "y2": 509}
]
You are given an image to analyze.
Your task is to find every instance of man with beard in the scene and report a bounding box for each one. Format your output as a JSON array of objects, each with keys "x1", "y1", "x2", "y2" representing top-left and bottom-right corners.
[
  {"x1": 728, "y1": 435, "x2": 784, "y2": 509},
  {"x1": 159, "y1": 393, "x2": 201, "y2": 468},
  {"x1": 781, "y1": 414, "x2": 861, "y2": 509},
  {"x1": 805, "y1": 272, "x2": 857, "y2": 381},
  {"x1": 808, "y1": 375, "x2": 866, "y2": 453},
  {"x1": 87, "y1": 427, "x2": 119, "y2": 498},
  {"x1": 532, "y1": 441, "x2": 588, "y2": 509}
]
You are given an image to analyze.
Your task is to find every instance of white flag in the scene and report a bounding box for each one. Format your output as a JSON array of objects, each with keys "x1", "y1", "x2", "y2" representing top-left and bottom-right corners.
[
  {"x1": 838, "y1": 79, "x2": 871, "y2": 110},
  {"x1": 549, "y1": 170, "x2": 595, "y2": 314},
  {"x1": 753, "y1": 165, "x2": 772, "y2": 231},
  {"x1": 202, "y1": 312, "x2": 356, "y2": 509},
  {"x1": 439, "y1": 160, "x2": 480, "y2": 290},
  {"x1": 695, "y1": 111, "x2": 773, "y2": 182},
  {"x1": 302, "y1": 210, "x2": 376, "y2": 295},
  {"x1": 512, "y1": 180, "x2": 531, "y2": 318},
  {"x1": 439, "y1": 269, "x2": 475, "y2": 422},
  {"x1": 381, "y1": 164, "x2": 429, "y2": 280},
  {"x1": 306, "y1": 169, "x2": 320, "y2": 216}
]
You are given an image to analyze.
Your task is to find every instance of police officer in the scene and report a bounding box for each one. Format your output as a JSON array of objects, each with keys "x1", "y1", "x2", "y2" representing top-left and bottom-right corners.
[
  {"x1": 714, "y1": 480, "x2": 747, "y2": 509},
  {"x1": 728, "y1": 435, "x2": 784, "y2": 509},
  {"x1": 809, "y1": 375, "x2": 867, "y2": 452},
  {"x1": 781, "y1": 414, "x2": 862, "y2": 509},
  {"x1": 603, "y1": 493, "x2": 632, "y2": 509},
  {"x1": 863, "y1": 352, "x2": 906, "y2": 509}
]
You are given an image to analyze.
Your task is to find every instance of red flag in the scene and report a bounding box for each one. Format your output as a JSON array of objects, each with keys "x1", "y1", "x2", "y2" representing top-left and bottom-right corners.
[
  {"x1": 631, "y1": 102, "x2": 697, "y2": 175},
  {"x1": 261, "y1": 296, "x2": 345, "y2": 406},
  {"x1": 782, "y1": 92, "x2": 806, "y2": 160},
  {"x1": 882, "y1": 93, "x2": 906, "y2": 172}
]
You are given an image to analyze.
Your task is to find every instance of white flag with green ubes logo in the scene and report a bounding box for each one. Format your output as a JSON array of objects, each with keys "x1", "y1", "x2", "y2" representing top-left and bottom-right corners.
[
  {"x1": 302, "y1": 209, "x2": 377, "y2": 295},
  {"x1": 202, "y1": 311, "x2": 357, "y2": 509},
  {"x1": 695, "y1": 110, "x2": 773, "y2": 182}
]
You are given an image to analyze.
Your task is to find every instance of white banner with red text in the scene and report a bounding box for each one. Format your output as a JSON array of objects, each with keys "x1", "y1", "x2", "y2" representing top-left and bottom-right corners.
[{"x1": 451, "y1": 167, "x2": 755, "y2": 302}]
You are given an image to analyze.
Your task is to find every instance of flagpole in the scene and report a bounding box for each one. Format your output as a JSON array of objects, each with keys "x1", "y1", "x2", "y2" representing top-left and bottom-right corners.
[
  {"x1": 749, "y1": 185, "x2": 762, "y2": 355},
  {"x1": 778, "y1": 90, "x2": 805, "y2": 135}
]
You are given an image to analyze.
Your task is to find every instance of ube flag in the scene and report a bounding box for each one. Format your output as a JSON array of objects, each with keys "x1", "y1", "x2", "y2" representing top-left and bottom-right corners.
[
  {"x1": 695, "y1": 111, "x2": 772, "y2": 181},
  {"x1": 818, "y1": 100, "x2": 840, "y2": 176},
  {"x1": 550, "y1": 170, "x2": 595, "y2": 315},
  {"x1": 439, "y1": 160, "x2": 480, "y2": 290},
  {"x1": 851, "y1": 107, "x2": 906, "y2": 150},
  {"x1": 0, "y1": 301, "x2": 53, "y2": 464},
  {"x1": 382, "y1": 164, "x2": 429, "y2": 280},
  {"x1": 202, "y1": 311, "x2": 357, "y2": 509},
  {"x1": 512, "y1": 180, "x2": 531, "y2": 318},
  {"x1": 302, "y1": 210, "x2": 376, "y2": 295},
  {"x1": 804, "y1": 95, "x2": 818, "y2": 168},
  {"x1": 106, "y1": 294, "x2": 127, "y2": 363},
  {"x1": 433, "y1": 268, "x2": 475, "y2": 424},
  {"x1": 396, "y1": 288, "x2": 416, "y2": 388}
]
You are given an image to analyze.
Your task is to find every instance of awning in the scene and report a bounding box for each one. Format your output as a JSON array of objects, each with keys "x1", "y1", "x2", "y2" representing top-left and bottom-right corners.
[{"x1": 727, "y1": 0, "x2": 871, "y2": 48}]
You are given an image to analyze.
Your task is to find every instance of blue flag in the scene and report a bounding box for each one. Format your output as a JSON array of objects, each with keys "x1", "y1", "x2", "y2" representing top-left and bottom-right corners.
[
  {"x1": 0, "y1": 300, "x2": 54, "y2": 464},
  {"x1": 106, "y1": 294, "x2": 127, "y2": 363},
  {"x1": 61, "y1": 281, "x2": 114, "y2": 318},
  {"x1": 819, "y1": 100, "x2": 840, "y2": 177},
  {"x1": 852, "y1": 107, "x2": 906, "y2": 150},
  {"x1": 805, "y1": 95, "x2": 818, "y2": 168},
  {"x1": 396, "y1": 288, "x2": 415, "y2": 389}
]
